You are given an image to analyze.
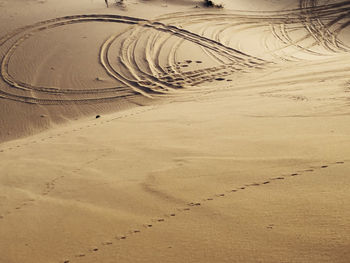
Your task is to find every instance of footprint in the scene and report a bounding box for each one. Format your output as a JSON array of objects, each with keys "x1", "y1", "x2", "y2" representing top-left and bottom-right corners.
[
  {"x1": 170, "y1": 213, "x2": 176, "y2": 217},
  {"x1": 217, "y1": 194, "x2": 225, "y2": 197},
  {"x1": 290, "y1": 173, "x2": 298, "y2": 176},
  {"x1": 185, "y1": 60, "x2": 192, "y2": 64},
  {"x1": 272, "y1": 177, "x2": 284, "y2": 180},
  {"x1": 157, "y1": 218, "x2": 165, "y2": 222},
  {"x1": 76, "y1": 254, "x2": 85, "y2": 257},
  {"x1": 262, "y1": 181, "x2": 270, "y2": 184},
  {"x1": 336, "y1": 161, "x2": 344, "y2": 164},
  {"x1": 215, "y1": 78, "x2": 225, "y2": 81},
  {"x1": 102, "y1": 241, "x2": 113, "y2": 245},
  {"x1": 133, "y1": 230, "x2": 141, "y2": 233},
  {"x1": 321, "y1": 165, "x2": 328, "y2": 168},
  {"x1": 92, "y1": 248, "x2": 99, "y2": 252},
  {"x1": 195, "y1": 61, "x2": 202, "y2": 63}
]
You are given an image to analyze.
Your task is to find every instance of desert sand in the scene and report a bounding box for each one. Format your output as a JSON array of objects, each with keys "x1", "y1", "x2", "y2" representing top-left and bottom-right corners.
[{"x1": 0, "y1": 0, "x2": 350, "y2": 262}]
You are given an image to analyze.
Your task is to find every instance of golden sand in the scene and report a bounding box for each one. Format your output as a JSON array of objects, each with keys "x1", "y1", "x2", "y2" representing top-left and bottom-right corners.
[{"x1": 0, "y1": 1, "x2": 349, "y2": 262}]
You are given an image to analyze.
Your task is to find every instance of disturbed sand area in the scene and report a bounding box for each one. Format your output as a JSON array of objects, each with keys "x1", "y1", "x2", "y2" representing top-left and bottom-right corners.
[{"x1": 0, "y1": 0, "x2": 350, "y2": 262}]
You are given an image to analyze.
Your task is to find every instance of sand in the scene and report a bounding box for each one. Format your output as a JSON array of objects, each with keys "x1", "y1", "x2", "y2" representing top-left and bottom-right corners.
[{"x1": 1, "y1": 0, "x2": 350, "y2": 262}]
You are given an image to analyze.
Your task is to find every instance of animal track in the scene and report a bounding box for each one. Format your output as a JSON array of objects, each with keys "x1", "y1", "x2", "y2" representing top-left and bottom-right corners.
[
  {"x1": 57, "y1": 161, "x2": 345, "y2": 263},
  {"x1": 248, "y1": 183, "x2": 260, "y2": 186},
  {"x1": 271, "y1": 177, "x2": 285, "y2": 180},
  {"x1": 188, "y1": 202, "x2": 201, "y2": 206}
]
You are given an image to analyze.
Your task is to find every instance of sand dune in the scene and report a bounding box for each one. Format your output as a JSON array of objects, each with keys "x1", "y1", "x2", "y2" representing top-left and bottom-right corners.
[
  {"x1": 1, "y1": 0, "x2": 350, "y2": 139},
  {"x1": 1, "y1": 0, "x2": 350, "y2": 262}
]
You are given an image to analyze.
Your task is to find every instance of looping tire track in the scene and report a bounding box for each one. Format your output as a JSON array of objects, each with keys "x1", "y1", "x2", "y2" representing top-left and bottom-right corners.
[
  {"x1": 0, "y1": 14, "x2": 267, "y2": 105},
  {"x1": 2, "y1": 2, "x2": 350, "y2": 105}
]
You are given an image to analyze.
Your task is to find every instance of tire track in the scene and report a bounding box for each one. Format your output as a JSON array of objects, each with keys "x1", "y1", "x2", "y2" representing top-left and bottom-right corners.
[
  {"x1": 2, "y1": 2, "x2": 350, "y2": 106},
  {"x1": 0, "y1": 14, "x2": 267, "y2": 105},
  {"x1": 157, "y1": 2, "x2": 350, "y2": 60}
]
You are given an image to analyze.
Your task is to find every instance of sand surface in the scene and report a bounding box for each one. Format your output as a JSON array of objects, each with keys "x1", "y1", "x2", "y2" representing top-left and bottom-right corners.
[{"x1": 1, "y1": 0, "x2": 350, "y2": 262}]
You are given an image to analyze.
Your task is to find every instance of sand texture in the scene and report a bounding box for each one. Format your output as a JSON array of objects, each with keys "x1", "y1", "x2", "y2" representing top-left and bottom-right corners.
[{"x1": 0, "y1": 0, "x2": 350, "y2": 262}]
